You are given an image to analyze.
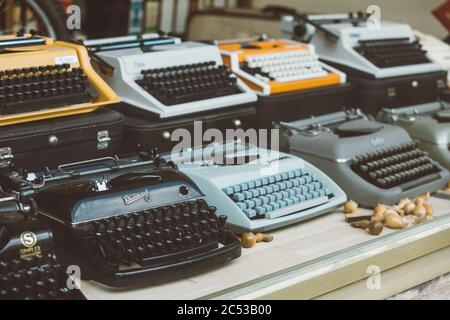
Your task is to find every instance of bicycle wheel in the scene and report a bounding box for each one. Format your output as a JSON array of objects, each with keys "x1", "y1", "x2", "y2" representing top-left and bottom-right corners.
[{"x1": 0, "y1": 0, "x2": 70, "y2": 39}]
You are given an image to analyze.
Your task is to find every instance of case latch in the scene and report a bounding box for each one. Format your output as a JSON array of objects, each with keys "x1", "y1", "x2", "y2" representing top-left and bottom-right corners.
[
  {"x1": 0, "y1": 147, "x2": 14, "y2": 168},
  {"x1": 97, "y1": 130, "x2": 111, "y2": 150}
]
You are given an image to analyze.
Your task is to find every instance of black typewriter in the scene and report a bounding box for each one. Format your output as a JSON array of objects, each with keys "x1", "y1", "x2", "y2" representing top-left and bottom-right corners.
[
  {"x1": 0, "y1": 197, "x2": 73, "y2": 300},
  {"x1": 137, "y1": 61, "x2": 239, "y2": 105},
  {"x1": 1, "y1": 152, "x2": 241, "y2": 288}
]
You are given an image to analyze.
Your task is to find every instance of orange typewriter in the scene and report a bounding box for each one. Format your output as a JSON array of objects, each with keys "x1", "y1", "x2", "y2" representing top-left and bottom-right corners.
[
  {"x1": 0, "y1": 34, "x2": 119, "y2": 126},
  {"x1": 219, "y1": 38, "x2": 346, "y2": 95}
]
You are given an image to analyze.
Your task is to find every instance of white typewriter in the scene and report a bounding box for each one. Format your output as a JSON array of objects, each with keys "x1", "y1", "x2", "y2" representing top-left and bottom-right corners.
[
  {"x1": 414, "y1": 30, "x2": 450, "y2": 84},
  {"x1": 83, "y1": 34, "x2": 257, "y2": 118},
  {"x1": 306, "y1": 13, "x2": 443, "y2": 78},
  {"x1": 163, "y1": 142, "x2": 347, "y2": 232}
]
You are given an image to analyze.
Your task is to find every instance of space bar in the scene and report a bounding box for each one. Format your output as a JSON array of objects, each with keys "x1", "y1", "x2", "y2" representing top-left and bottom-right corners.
[{"x1": 265, "y1": 196, "x2": 329, "y2": 219}]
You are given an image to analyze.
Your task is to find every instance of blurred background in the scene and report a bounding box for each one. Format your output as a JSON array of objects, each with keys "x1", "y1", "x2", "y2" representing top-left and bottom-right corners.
[{"x1": 1, "y1": 0, "x2": 449, "y2": 41}]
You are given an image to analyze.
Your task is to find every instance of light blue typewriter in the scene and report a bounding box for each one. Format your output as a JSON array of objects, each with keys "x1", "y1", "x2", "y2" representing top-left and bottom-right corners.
[{"x1": 164, "y1": 142, "x2": 347, "y2": 232}]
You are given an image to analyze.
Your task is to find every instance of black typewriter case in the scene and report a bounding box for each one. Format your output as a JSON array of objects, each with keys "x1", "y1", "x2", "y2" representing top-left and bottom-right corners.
[
  {"x1": 0, "y1": 108, "x2": 124, "y2": 172},
  {"x1": 116, "y1": 103, "x2": 257, "y2": 154},
  {"x1": 256, "y1": 83, "x2": 354, "y2": 130}
]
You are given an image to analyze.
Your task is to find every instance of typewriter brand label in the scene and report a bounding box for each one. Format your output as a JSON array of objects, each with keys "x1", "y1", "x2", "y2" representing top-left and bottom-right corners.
[
  {"x1": 370, "y1": 137, "x2": 385, "y2": 147},
  {"x1": 123, "y1": 190, "x2": 152, "y2": 205},
  {"x1": 19, "y1": 232, "x2": 42, "y2": 259},
  {"x1": 55, "y1": 55, "x2": 78, "y2": 65},
  {"x1": 20, "y1": 232, "x2": 37, "y2": 248}
]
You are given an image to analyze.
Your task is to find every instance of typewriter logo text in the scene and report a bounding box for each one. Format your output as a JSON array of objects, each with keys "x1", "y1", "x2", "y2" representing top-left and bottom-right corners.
[
  {"x1": 20, "y1": 232, "x2": 42, "y2": 259},
  {"x1": 370, "y1": 137, "x2": 385, "y2": 147},
  {"x1": 20, "y1": 232, "x2": 37, "y2": 248},
  {"x1": 123, "y1": 190, "x2": 152, "y2": 205}
]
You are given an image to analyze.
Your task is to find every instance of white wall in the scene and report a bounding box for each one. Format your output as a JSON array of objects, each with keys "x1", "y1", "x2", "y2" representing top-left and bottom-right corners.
[{"x1": 253, "y1": 0, "x2": 447, "y2": 38}]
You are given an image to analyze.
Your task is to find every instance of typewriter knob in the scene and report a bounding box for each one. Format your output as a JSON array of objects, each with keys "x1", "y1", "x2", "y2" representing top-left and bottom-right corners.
[
  {"x1": 179, "y1": 185, "x2": 190, "y2": 196},
  {"x1": 48, "y1": 135, "x2": 59, "y2": 147},
  {"x1": 161, "y1": 131, "x2": 171, "y2": 140}
]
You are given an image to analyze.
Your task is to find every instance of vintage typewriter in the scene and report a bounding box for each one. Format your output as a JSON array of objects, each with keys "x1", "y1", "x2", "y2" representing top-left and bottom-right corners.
[
  {"x1": 218, "y1": 37, "x2": 346, "y2": 95},
  {"x1": 280, "y1": 110, "x2": 450, "y2": 207},
  {"x1": 0, "y1": 195, "x2": 73, "y2": 300},
  {"x1": 0, "y1": 34, "x2": 119, "y2": 126},
  {"x1": 0, "y1": 152, "x2": 241, "y2": 288},
  {"x1": 378, "y1": 99, "x2": 450, "y2": 170},
  {"x1": 304, "y1": 13, "x2": 444, "y2": 78},
  {"x1": 414, "y1": 30, "x2": 450, "y2": 84},
  {"x1": 83, "y1": 34, "x2": 256, "y2": 118},
  {"x1": 163, "y1": 142, "x2": 347, "y2": 232}
]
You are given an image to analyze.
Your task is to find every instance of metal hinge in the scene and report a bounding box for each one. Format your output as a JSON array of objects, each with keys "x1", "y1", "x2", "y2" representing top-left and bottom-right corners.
[
  {"x1": 0, "y1": 147, "x2": 13, "y2": 168},
  {"x1": 97, "y1": 130, "x2": 111, "y2": 150}
]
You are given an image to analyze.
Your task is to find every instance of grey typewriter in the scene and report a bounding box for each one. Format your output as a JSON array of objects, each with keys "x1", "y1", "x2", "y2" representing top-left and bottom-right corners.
[
  {"x1": 280, "y1": 109, "x2": 450, "y2": 207},
  {"x1": 378, "y1": 98, "x2": 450, "y2": 170}
]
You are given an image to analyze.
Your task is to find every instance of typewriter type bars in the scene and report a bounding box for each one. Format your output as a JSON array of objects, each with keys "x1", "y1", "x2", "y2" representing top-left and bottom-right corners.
[
  {"x1": 35, "y1": 169, "x2": 240, "y2": 287},
  {"x1": 0, "y1": 35, "x2": 119, "y2": 126},
  {"x1": 85, "y1": 36, "x2": 257, "y2": 118},
  {"x1": 307, "y1": 15, "x2": 444, "y2": 78},
  {"x1": 219, "y1": 39, "x2": 346, "y2": 95},
  {"x1": 0, "y1": 218, "x2": 71, "y2": 300},
  {"x1": 169, "y1": 143, "x2": 347, "y2": 232}
]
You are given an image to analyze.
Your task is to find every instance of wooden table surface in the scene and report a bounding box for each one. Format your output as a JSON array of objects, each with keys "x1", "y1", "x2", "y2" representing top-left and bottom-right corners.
[{"x1": 80, "y1": 193, "x2": 450, "y2": 300}]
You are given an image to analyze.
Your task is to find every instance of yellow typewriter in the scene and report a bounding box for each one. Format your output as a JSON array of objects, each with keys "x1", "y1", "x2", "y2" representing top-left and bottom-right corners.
[
  {"x1": 219, "y1": 38, "x2": 346, "y2": 95},
  {"x1": 0, "y1": 35, "x2": 119, "y2": 126}
]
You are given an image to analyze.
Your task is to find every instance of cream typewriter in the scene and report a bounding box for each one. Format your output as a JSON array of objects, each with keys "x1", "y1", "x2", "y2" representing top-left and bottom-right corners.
[
  {"x1": 164, "y1": 142, "x2": 347, "y2": 232},
  {"x1": 305, "y1": 14, "x2": 443, "y2": 79},
  {"x1": 280, "y1": 110, "x2": 450, "y2": 207},
  {"x1": 378, "y1": 99, "x2": 450, "y2": 170},
  {"x1": 83, "y1": 34, "x2": 257, "y2": 118},
  {"x1": 219, "y1": 37, "x2": 346, "y2": 95},
  {"x1": 0, "y1": 34, "x2": 119, "y2": 126}
]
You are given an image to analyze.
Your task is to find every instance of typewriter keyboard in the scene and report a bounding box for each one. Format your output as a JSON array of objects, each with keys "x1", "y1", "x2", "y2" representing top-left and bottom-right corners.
[
  {"x1": 223, "y1": 169, "x2": 332, "y2": 220},
  {"x1": 355, "y1": 38, "x2": 430, "y2": 68},
  {"x1": 80, "y1": 199, "x2": 226, "y2": 268},
  {"x1": 137, "y1": 61, "x2": 240, "y2": 105},
  {"x1": 0, "y1": 64, "x2": 91, "y2": 115},
  {"x1": 351, "y1": 142, "x2": 441, "y2": 189},
  {"x1": 241, "y1": 51, "x2": 328, "y2": 83},
  {"x1": 0, "y1": 252, "x2": 71, "y2": 300}
]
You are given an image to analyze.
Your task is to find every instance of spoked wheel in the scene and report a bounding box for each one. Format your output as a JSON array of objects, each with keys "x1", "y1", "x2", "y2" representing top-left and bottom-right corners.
[{"x1": 0, "y1": 0, "x2": 70, "y2": 39}]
